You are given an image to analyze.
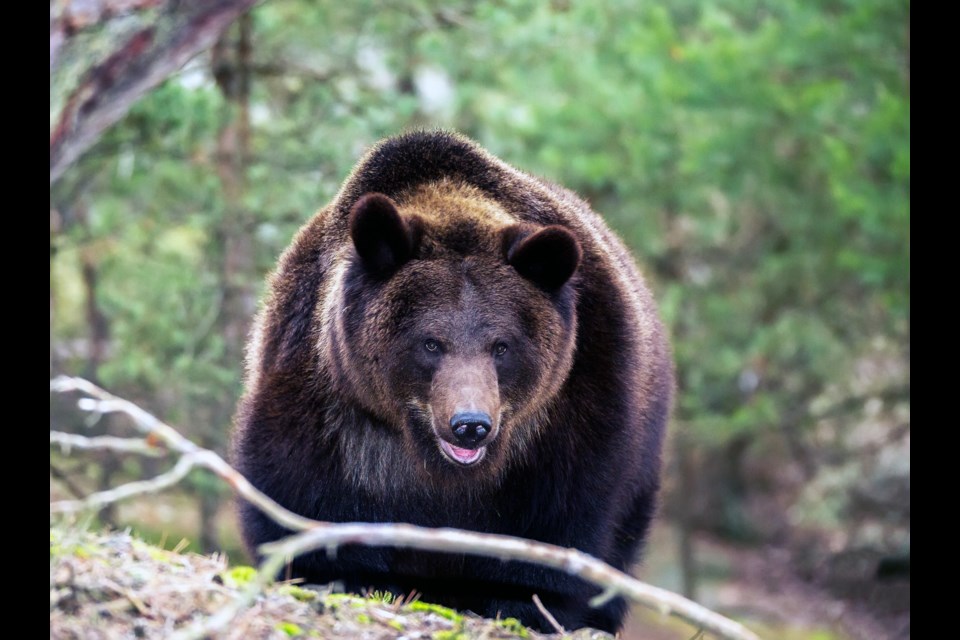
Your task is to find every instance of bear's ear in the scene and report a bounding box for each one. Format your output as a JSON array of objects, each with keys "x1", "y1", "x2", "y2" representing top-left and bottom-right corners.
[
  {"x1": 503, "y1": 224, "x2": 581, "y2": 291},
  {"x1": 349, "y1": 193, "x2": 421, "y2": 276}
]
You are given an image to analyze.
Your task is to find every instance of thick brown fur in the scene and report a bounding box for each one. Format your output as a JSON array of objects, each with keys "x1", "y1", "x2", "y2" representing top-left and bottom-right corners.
[{"x1": 230, "y1": 131, "x2": 674, "y2": 633}]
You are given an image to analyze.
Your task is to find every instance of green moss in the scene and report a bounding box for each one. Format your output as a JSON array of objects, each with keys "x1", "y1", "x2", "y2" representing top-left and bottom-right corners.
[
  {"x1": 50, "y1": 536, "x2": 63, "y2": 556},
  {"x1": 388, "y1": 619, "x2": 405, "y2": 631},
  {"x1": 408, "y1": 600, "x2": 463, "y2": 622},
  {"x1": 276, "y1": 622, "x2": 303, "y2": 637},
  {"x1": 325, "y1": 593, "x2": 351, "y2": 602},
  {"x1": 50, "y1": 529, "x2": 99, "y2": 560},
  {"x1": 220, "y1": 566, "x2": 258, "y2": 588},
  {"x1": 144, "y1": 546, "x2": 174, "y2": 563},
  {"x1": 278, "y1": 585, "x2": 319, "y2": 602},
  {"x1": 744, "y1": 622, "x2": 845, "y2": 640},
  {"x1": 356, "y1": 613, "x2": 372, "y2": 624},
  {"x1": 496, "y1": 617, "x2": 529, "y2": 637},
  {"x1": 325, "y1": 593, "x2": 367, "y2": 612},
  {"x1": 432, "y1": 632, "x2": 467, "y2": 640}
]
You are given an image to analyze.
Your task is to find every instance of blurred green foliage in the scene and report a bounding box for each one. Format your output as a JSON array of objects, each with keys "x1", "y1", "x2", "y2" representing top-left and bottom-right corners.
[{"x1": 50, "y1": 0, "x2": 908, "y2": 553}]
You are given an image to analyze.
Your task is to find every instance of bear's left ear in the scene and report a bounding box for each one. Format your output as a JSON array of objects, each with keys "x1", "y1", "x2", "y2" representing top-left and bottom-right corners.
[
  {"x1": 349, "y1": 193, "x2": 421, "y2": 277},
  {"x1": 503, "y1": 224, "x2": 582, "y2": 291}
]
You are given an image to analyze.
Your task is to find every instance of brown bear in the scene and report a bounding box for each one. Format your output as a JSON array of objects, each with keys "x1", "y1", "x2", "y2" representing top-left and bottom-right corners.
[{"x1": 230, "y1": 130, "x2": 673, "y2": 633}]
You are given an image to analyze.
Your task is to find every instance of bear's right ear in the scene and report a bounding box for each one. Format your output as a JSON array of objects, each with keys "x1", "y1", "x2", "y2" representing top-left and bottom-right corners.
[{"x1": 349, "y1": 193, "x2": 420, "y2": 277}]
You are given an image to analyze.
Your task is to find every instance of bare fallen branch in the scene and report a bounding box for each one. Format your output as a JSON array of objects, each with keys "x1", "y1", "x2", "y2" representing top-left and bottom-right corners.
[
  {"x1": 50, "y1": 375, "x2": 760, "y2": 640},
  {"x1": 261, "y1": 524, "x2": 759, "y2": 640}
]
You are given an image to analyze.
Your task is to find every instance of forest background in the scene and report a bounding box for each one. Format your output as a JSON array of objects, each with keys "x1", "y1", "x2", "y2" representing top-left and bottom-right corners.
[{"x1": 50, "y1": 1, "x2": 909, "y2": 638}]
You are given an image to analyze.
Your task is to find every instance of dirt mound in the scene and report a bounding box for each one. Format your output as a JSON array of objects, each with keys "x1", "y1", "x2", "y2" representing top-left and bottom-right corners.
[{"x1": 50, "y1": 526, "x2": 613, "y2": 639}]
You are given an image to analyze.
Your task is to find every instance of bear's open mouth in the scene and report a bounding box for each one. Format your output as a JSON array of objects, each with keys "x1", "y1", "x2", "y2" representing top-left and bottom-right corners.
[{"x1": 438, "y1": 440, "x2": 487, "y2": 465}]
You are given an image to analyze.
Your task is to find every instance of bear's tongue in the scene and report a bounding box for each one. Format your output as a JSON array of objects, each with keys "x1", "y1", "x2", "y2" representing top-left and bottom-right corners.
[{"x1": 440, "y1": 440, "x2": 485, "y2": 465}]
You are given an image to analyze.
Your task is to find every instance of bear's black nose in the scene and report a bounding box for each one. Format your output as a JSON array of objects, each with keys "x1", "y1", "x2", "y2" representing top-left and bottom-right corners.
[{"x1": 450, "y1": 412, "x2": 492, "y2": 447}]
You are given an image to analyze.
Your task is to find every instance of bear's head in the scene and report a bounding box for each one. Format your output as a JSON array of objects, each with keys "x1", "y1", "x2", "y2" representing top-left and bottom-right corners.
[{"x1": 325, "y1": 182, "x2": 581, "y2": 482}]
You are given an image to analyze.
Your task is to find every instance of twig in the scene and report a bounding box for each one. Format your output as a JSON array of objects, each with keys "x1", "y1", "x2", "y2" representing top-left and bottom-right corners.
[
  {"x1": 50, "y1": 375, "x2": 760, "y2": 640},
  {"x1": 532, "y1": 593, "x2": 565, "y2": 635},
  {"x1": 50, "y1": 454, "x2": 197, "y2": 514},
  {"x1": 101, "y1": 577, "x2": 152, "y2": 617},
  {"x1": 50, "y1": 431, "x2": 167, "y2": 457}
]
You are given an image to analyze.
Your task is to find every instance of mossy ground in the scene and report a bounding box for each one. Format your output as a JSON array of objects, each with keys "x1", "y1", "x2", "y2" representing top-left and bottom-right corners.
[{"x1": 50, "y1": 525, "x2": 613, "y2": 640}]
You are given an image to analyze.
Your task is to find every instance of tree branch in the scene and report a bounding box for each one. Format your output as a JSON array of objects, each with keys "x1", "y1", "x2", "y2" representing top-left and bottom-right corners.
[
  {"x1": 50, "y1": 375, "x2": 760, "y2": 640},
  {"x1": 51, "y1": 453, "x2": 196, "y2": 514},
  {"x1": 50, "y1": 0, "x2": 259, "y2": 184},
  {"x1": 50, "y1": 430, "x2": 167, "y2": 457}
]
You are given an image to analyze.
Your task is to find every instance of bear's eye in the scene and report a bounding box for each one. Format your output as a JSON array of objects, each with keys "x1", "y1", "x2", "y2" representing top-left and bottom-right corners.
[
  {"x1": 493, "y1": 342, "x2": 508, "y2": 357},
  {"x1": 424, "y1": 339, "x2": 441, "y2": 353}
]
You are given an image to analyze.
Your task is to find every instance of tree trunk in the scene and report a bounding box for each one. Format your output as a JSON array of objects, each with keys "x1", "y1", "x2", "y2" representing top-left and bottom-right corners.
[
  {"x1": 199, "y1": 487, "x2": 222, "y2": 556},
  {"x1": 50, "y1": 0, "x2": 257, "y2": 184},
  {"x1": 197, "y1": 11, "x2": 255, "y2": 554},
  {"x1": 73, "y1": 203, "x2": 121, "y2": 527},
  {"x1": 51, "y1": 208, "x2": 61, "y2": 374}
]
